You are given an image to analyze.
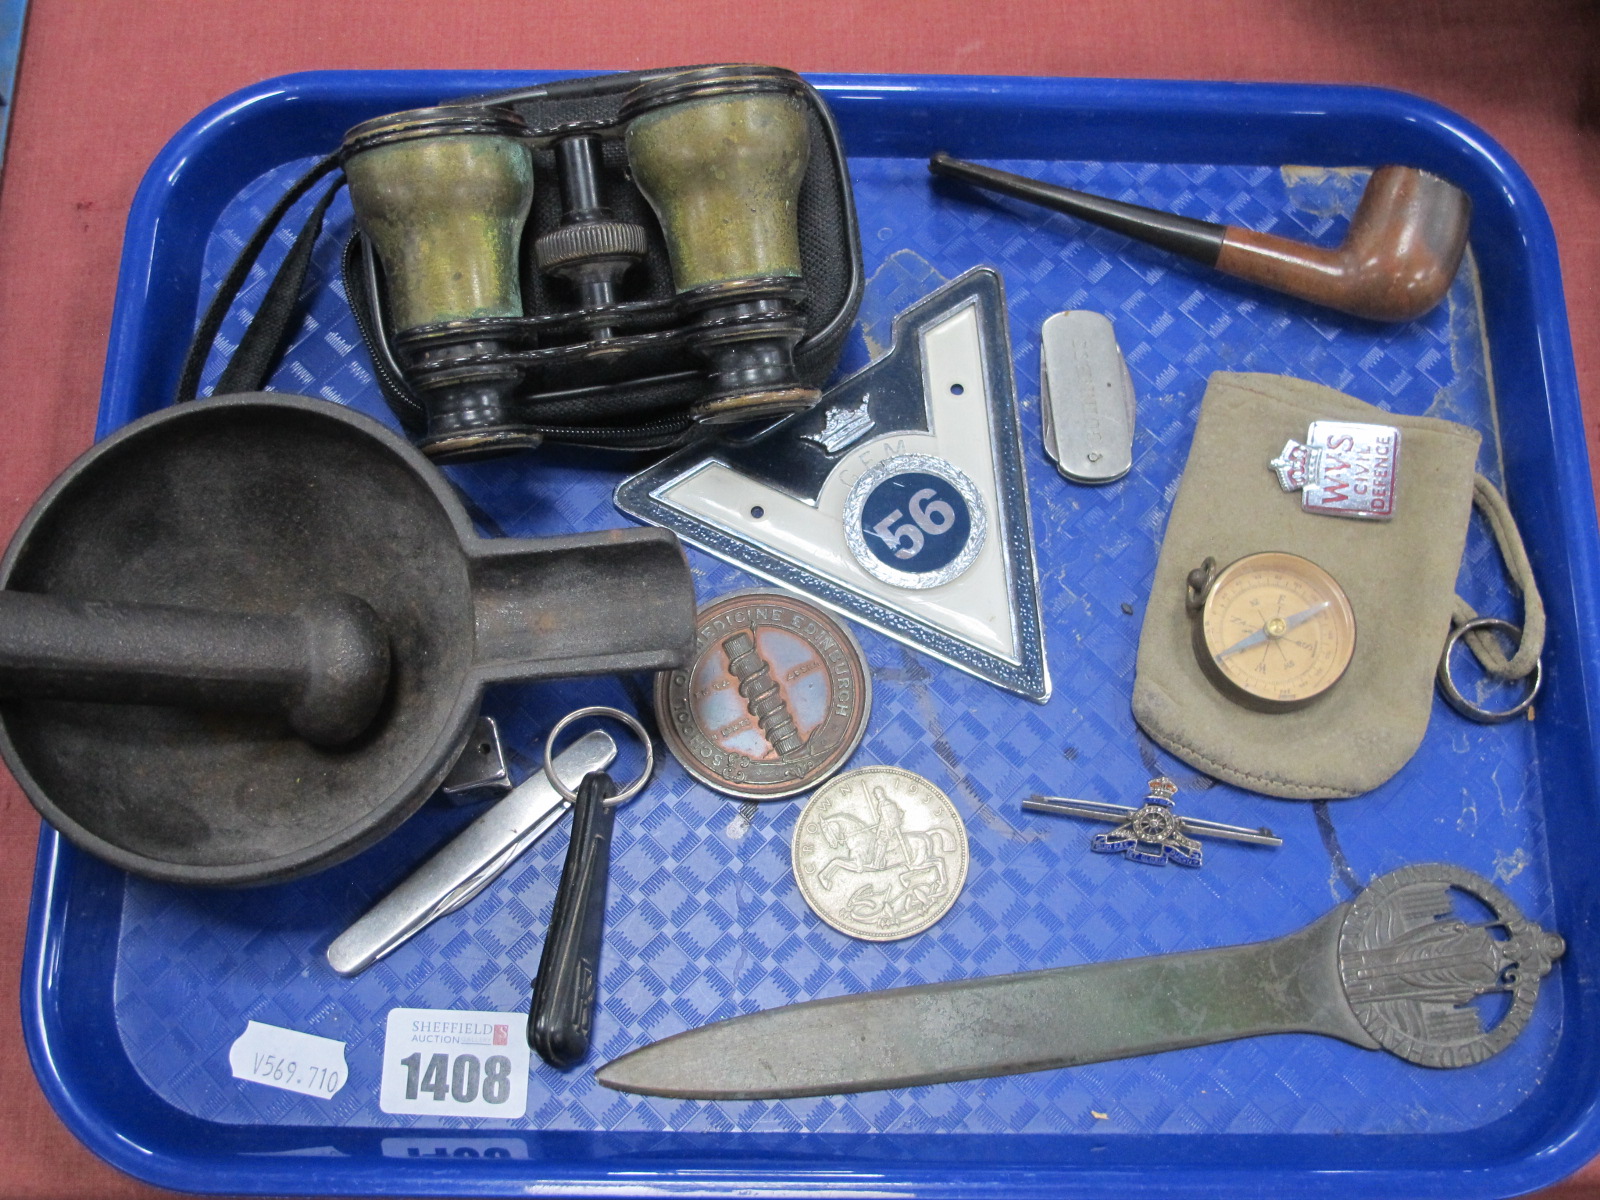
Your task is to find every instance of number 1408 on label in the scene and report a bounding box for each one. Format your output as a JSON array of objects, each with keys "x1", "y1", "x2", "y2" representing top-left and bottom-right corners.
[{"x1": 398, "y1": 1052, "x2": 513, "y2": 1106}]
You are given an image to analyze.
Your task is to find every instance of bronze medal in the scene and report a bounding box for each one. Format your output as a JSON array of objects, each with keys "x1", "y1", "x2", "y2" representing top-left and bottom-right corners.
[{"x1": 656, "y1": 591, "x2": 872, "y2": 799}]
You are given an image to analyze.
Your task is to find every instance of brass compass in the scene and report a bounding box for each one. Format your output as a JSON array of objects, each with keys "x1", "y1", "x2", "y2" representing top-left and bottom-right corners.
[{"x1": 1186, "y1": 552, "x2": 1357, "y2": 710}]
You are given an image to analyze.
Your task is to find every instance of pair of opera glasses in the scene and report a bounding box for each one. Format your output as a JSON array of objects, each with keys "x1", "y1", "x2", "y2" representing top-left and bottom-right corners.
[{"x1": 342, "y1": 65, "x2": 819, "y2": 461}]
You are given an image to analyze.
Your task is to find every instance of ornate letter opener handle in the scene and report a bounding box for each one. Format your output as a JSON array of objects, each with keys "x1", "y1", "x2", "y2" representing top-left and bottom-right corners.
[{"x1": 597, "y1": 864, "x2": 1563, "y2": 1099}]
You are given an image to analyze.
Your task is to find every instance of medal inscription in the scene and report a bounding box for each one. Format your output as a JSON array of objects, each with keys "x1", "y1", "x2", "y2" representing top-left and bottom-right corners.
[{"x1": 657, "y1": 592, "x2": 871, "y2": 800}]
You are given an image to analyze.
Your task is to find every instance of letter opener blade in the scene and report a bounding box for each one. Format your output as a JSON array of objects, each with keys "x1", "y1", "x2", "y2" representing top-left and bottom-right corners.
[{"x1": 596, "y1": 864, "x2": 1562, "y2": 1099}]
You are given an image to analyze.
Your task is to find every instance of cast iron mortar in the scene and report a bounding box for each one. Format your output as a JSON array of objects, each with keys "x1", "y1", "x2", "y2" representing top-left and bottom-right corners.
[{"x1": 0, "y1": 393, "x2": 695, "y2": 886}]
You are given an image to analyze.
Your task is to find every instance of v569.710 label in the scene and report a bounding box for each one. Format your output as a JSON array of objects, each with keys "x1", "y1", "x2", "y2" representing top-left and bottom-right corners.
[{"x1": 228, "y1": 1021, "x2": 348, "y2": 1100}]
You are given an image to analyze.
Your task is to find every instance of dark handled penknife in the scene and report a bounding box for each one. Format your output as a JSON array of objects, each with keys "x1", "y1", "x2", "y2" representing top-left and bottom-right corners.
[
  {"x1": 529, "y1": 769, "x2": 618, "y2": 1070},
  {"x1": 596, "y1": 863, "x2": 1563, "y2": 1099}
]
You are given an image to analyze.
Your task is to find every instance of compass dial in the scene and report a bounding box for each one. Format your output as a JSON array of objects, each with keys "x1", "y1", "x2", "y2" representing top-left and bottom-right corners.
[{"x1": 1194, "y1": 552, "x2": 1356, "y2": 710}]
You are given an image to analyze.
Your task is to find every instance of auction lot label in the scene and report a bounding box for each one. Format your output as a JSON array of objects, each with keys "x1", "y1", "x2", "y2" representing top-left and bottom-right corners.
[{"x1": 379, "y1": 1008, "x2": 529, "y2": 1119}]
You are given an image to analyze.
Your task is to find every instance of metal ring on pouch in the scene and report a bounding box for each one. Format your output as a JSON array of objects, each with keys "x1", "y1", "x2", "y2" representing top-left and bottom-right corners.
[
  {"x1": 1436, "y1": 617, "x2": 1542, "y2": 723},
  {"x1": 1184, "y1": 556, "x2": 1218, "y2": 615},
  {"x1": 543, "y1": 706, "x2": 655, "y2": 805}
]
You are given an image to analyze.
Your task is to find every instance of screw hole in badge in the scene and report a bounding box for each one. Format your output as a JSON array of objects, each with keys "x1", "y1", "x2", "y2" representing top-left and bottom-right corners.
[
  {"x1": 950, "y1": 383, "x2": 964, "y2": 395},
  {"x1": 543, "y1": 706, "x2": 655, "y2": 805},
  {"x1": 1437, "y1": 617, "x2": 1542, "y2": 724},
  {"x1": 750, "y1": 505, "x2": 764, "y2": 519}
]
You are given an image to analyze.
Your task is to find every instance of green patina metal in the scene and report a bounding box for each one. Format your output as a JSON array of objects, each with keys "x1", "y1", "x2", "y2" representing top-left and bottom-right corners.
[
  {"x1": 345, "y1": 133, "x2": 533, "y2": 331},
  {"x1": 626, "y1": 90, "x2": 809, "y2": 291}
]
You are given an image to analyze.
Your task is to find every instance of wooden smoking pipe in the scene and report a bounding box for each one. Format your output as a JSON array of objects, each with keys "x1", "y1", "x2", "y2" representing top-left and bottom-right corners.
[{"x1": 928, "y1": 154, "x2": 1471, "y2": 322}]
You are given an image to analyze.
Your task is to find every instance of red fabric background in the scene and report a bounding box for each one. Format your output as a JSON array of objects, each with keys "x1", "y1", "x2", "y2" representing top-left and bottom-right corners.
[{"x1": 0, "y1": 2, "x2": 1596, "y2": 1196}]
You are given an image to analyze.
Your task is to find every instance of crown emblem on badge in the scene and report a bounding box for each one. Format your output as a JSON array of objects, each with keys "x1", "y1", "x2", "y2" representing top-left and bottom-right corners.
[
  {"x1": 1146, "y1": 777, "x2": 1179, "y2": 806},
  {"x1": 1270, "y1": 439, "x2": 1316, "y2": 493},
  {"x1": 615, "y1": 268, "x2": 1052, "y2": 702},
  {"x1": 800, "y1": 395, "x2": 875, "y2": 454}
]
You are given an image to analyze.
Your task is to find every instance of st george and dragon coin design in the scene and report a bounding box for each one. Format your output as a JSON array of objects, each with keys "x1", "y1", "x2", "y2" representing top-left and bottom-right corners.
[{"x1": 791, "y1": 766, "x2": 968, "y2": 941}]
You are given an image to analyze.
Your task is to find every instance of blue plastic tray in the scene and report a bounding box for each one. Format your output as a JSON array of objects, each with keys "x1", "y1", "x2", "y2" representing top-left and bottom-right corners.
[{"x1": 21, "y1": 71, "x2": 1600, "y2": 1198}]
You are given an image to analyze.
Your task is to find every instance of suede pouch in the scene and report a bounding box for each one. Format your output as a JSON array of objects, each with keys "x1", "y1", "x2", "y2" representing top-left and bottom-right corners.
[{"x1": 1132, "y1": 371, "x2": 1482, "y2": 799}]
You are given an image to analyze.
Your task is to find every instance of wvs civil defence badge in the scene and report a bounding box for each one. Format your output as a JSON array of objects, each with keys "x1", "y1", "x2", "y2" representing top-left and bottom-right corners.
[
  {"x1": 1270, "y1": 420, "x2": 1402, "y2": 520},
  {"x1": 616, "y1": 267, "x2": 1049, "y2": 700}
]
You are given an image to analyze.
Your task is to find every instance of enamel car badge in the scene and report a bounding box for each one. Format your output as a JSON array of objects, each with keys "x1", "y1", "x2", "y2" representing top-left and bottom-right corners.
[{"x1": 615, "y1": 267, "x2": 1049, "y2": 701}]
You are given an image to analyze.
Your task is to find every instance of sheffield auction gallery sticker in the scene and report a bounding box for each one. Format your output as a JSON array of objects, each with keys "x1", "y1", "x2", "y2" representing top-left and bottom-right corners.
[{"x1": 378, "y1": 1008, "x2": 530, "y2": 1119}]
